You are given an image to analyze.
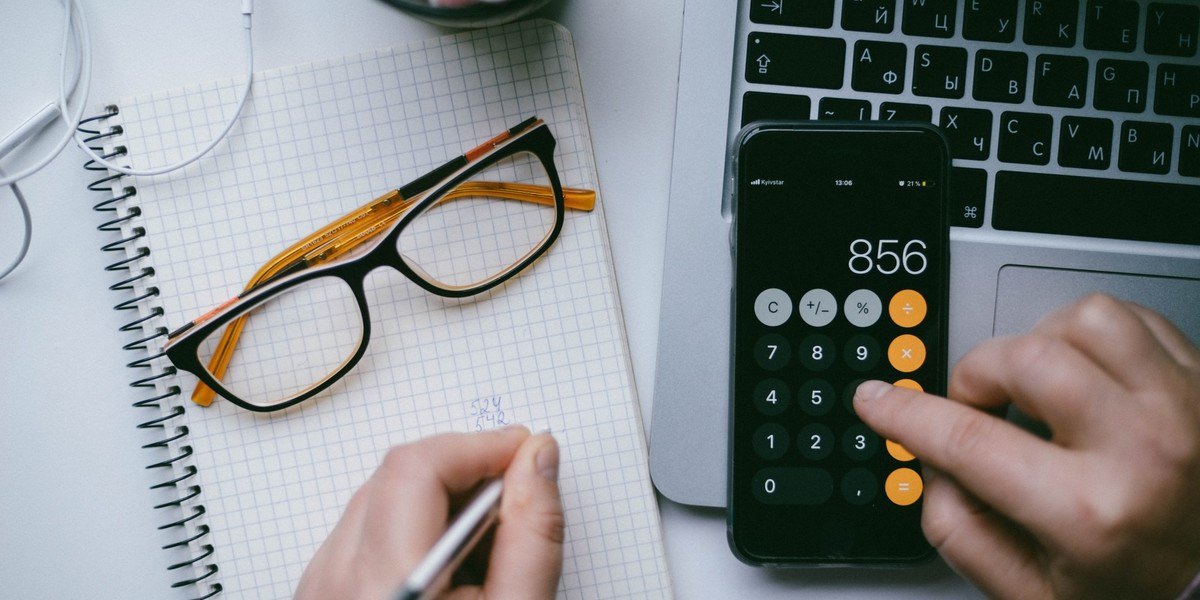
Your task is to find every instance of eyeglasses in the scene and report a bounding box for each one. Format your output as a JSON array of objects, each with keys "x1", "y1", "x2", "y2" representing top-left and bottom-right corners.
[{"x1": 163, "y1": 117, "x2": 595, "y2": 412}]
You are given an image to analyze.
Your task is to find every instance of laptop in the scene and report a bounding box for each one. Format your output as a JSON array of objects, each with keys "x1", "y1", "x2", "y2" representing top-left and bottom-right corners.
[{"x1": 650, "y1": 0, "x2": 1200, "y2": 508}]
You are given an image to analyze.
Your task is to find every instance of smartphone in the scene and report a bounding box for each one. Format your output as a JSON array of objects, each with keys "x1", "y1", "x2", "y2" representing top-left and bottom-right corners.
[{"x1": 727, "y1": 121, "x2": 950, "y2": 565}]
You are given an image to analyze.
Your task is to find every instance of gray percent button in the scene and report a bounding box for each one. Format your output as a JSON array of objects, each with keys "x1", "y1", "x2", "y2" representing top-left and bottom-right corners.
[
  {"x1": 754, "y1": 288, "x2": 793, "y2": 327},
  {"x1": 797, "y1": 288, "x2": 837, "y2": 327},
  {"x1": 844, "y1": 289, "x2": 882, "y2": 327}
]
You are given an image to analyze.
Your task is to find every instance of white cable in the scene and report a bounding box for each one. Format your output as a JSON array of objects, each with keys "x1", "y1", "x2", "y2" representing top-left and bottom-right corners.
[
  {"x1": 0, "y1": 0, "x2": 85, "y2": 186},
  {"x1": 0, "y1": 168, "x2": 33, "y2": 281},
  {"x1": 69, "y1": 3, "x2": 255, "y2": 176},
  {"x1": 0, "y1": 0, "x2": 255, "y2": 282}
]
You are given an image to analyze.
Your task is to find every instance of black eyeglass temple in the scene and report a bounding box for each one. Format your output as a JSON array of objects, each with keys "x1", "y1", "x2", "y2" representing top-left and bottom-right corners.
[{"x1": 397, "y1": 116, "x2": 540, "y2": 201}]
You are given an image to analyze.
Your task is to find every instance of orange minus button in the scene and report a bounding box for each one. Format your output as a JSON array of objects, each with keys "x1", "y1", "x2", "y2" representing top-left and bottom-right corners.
[
  {"x1": 885, "y1": 467, "x2": 923, "y2": 506},
  {"x1": 886, "y1": 439, "x2": 916, "y2": 462},
  {"x1": 888, "y1": 334, "x2": 926, "y2": 373}
]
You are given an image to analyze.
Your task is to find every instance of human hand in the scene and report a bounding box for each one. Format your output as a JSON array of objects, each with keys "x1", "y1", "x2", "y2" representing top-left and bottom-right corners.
[
  {"x1": 854, "y1": 294, "x2": 1200, "y2": 599},
  {"x1": 294, "y1": 426, "x2": 564, "y2": 600}
]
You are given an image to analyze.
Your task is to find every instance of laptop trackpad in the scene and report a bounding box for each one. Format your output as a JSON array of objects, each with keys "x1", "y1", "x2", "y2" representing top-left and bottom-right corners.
[{"x1": 994, "y1": 266, "x2": 1200, "y2": 345}]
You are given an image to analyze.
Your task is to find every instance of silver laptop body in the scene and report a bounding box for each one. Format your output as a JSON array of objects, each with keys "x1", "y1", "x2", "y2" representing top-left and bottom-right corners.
[{"x1": 652, "y1": 0, "x2": 1200, "y2": 507}]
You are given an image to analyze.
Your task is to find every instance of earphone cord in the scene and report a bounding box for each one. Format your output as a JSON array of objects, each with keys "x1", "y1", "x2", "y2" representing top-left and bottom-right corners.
[
  {"x1": 0, "y1": 168, "x2": 33, "y2": 282},
  {"x1": 0, "y1": 0, "x2": 254, "y2": 282}
]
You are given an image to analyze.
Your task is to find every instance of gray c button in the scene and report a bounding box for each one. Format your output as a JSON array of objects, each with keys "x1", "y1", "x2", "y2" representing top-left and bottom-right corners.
[{"x1": 754, "y1": 288, "x2": 792, "y2": 327}]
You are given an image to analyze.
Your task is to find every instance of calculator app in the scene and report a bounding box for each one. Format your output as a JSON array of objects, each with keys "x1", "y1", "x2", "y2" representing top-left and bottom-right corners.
[{"x1": 729, "y1": 125, "x2": 949, "y2": 563}]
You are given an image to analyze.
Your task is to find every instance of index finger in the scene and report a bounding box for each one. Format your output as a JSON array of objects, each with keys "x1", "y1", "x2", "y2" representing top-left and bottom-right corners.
[{"x1": 854, "y1": 380, "x2": 1078, "y2": 543}]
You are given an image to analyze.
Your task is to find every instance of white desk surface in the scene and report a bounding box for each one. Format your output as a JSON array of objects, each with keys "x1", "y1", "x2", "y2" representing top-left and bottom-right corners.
[{"x1": 0, "y1": 1, "x2": 975, "y2": 597}]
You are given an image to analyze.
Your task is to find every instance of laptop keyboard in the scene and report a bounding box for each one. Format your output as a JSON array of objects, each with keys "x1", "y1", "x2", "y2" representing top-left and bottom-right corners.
[{"x1": 738, "y1": 0, "x2": 1200, "y2": 246}]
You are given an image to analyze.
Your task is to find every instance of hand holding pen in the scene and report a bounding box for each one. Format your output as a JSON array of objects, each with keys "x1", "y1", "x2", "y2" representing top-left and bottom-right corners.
[{"x1": 295, "y1": 427, "x2": 564, "y2": 600}]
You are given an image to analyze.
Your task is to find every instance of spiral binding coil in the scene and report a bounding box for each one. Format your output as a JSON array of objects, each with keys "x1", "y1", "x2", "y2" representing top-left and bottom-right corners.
[{"x1": 81, "y1": 106, "x2": 221, "y2": 600}]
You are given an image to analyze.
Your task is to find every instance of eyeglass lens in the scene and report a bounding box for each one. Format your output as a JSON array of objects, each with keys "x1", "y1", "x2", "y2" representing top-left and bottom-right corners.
[
  {"x1": 397, "y1": 150, "x2": 556, "y2": 290},
  {"x1": 195, "y1": 276, "x2": 365, "y2": 408}
]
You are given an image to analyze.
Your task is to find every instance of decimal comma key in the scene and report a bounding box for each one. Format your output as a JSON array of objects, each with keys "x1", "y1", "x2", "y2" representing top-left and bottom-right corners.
[{"x1": 752, "y1": 467, "x2": 835, "y2": 505}]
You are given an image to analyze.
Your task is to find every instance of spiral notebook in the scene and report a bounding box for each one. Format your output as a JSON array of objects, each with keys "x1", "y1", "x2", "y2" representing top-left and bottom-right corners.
[{"x1": 83, "y1": 20, "x2": 670, "y2": 599}]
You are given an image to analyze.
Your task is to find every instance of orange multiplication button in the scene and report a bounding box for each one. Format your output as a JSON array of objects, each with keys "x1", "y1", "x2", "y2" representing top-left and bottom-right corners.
[
  {"x1": 885, "y1": 467, "x2": 923, "y2": 506},
  {"x1": 892, "y1": 378, "x2": 923, "y2": 391},
  {"x1": 888, "y1": 289, "x2": 927, "y2": 328},
  {"x1": 887, "y1": 334, "x2": 926, "y2": 373},
  {"x1": 886, "y1": 439, "x2": 916, "y2": 462}
]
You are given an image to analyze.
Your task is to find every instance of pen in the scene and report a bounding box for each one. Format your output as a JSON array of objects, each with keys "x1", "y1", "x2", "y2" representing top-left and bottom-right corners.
[{"x1": 394, "y1": 478, "x2": 504, "y2": 600}]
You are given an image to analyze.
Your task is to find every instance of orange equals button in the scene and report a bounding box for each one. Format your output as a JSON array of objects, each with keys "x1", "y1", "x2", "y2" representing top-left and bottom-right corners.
[{"x1": 885, "y1": 467, "x2": 923, "y2": 506}]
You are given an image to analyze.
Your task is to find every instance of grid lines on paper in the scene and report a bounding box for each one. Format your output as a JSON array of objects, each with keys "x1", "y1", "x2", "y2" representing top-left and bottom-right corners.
[{"x1": 116, "y1": 21, "x2": 669, "y2": 599}]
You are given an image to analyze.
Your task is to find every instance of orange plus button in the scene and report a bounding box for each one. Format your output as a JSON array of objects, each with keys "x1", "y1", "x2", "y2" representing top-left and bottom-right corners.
[
  {"x1": 886, "y1": 440, "x2": 916, "y2": 462},
  {"x1": 889, "y1": 289, "x2": 927, "y2": 328},
  {"x1": 885, "y1": 467, "x2": 923, "y2": 506},
  {"x1": 888, "y1": 334, "x2": 926, "y2": 373}
]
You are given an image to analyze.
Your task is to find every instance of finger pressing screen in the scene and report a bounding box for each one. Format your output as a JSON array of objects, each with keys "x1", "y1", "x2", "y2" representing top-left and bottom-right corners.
[{"x1": 854, "y1": 380, "x2": 1075, "y2": 542}]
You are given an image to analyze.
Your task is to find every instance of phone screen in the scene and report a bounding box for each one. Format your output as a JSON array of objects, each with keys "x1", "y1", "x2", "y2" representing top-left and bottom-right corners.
[{"x1": 728, "y1": 123, "x2": 949, "y2": 564}]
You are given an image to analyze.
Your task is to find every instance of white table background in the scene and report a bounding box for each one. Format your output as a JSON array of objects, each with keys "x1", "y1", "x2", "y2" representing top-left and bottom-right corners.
[{"x1": 0, "y1": 1, "x2": 974, "y2": 597}]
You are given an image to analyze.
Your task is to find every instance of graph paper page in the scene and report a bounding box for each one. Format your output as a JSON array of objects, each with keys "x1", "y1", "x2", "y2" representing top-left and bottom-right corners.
[{"x1": 110, "y1": 21, "x2": 670, "y2": 599}]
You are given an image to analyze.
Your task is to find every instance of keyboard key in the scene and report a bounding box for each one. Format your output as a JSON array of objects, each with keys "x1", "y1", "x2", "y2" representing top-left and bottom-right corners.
[
  {"x1": 902, "y1": 0, "x2": 957, "y2": 38},
  {"x1": 1119, "y1": 121, "x2": 1173, "y2": 174},
  {"x1": 912, "y1": 45, "x2": 967, "y2": 99},
  {"x1": 1145, "y1": 2, "x2": 1199, "y2": 56},
  {"x1": 993, "y1": 171, "x2": 1200, "y2": 245},
  {"x1": 1183, "y1": 126, "x2": 1200, "y2": 177},
  {"x1": 973, "y1": 50, "x2": 1028, "y2": 103},
  {"x1": 1084, "y1": 0, "x2": 1139, "y2": 52},
  {"x1": 963, "y1": 0, "x2": 1018, "y2": 42},
  {"x1": 940, "y1": 106, "x2": 992, "y2": 159},
  {"x1": 852, "y1": 40, "x2": 906, "y2": 94},
  {"x1": 746, "y1": 33, "x2": 846, "y2": 89},
  {"x1": 950, "y1": 167, "x2": 986, "y2": 228},
  {"x1": 1154, "y1": 64, "x2": 1200, "y2": 118},
  {"x1": 1033, "y1": 55, "x2": 1089, "y2": 108},
  {"x1": 742, "y1": 92, "x2": 812, "y2": 126},
  {"x1": 750, "y1": 0, "x2": 835, "y2": 28},
  {"x1": 1059, "y1": 116, "x2": 1114, "y2": 169},
  {"x1": 879, "y1": 102, "x2": 932, "y2": 122},
  {"x1": 1094, "y1": 59, "x2": 1148, "y2": 112},
  {"x1": 842, "y1": 0, "x2": 897, "y2": 33},
  {"x1": 818, "y1": 97, "x2": 872, "y2": 120},
  {"x1": 1024, "y1": 0, "x2": 1080, "y2": 47},
  {"x1": 999, "y1": 111, "x2": 1053, "y2": 165}
]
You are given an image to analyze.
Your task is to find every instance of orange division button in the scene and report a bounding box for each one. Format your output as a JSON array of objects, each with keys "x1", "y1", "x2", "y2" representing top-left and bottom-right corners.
[
  {"x1": 889, "y1": 289, "x2": 927, "y2": 328},
  {"x1": 888, "y1": 334, "x2": 926, "y2": 373},
  {"x1": 886, "y1": 439, "x2": 916, "y2": 462},
  {"x1": 885, "y1": 467, "x2": 923, "y2": 506}
]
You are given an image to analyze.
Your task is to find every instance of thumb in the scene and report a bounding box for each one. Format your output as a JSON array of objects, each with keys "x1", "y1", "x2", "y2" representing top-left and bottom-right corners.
[{"x1": 482, "y1": 432, "x2": 564, "y2": 599}]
